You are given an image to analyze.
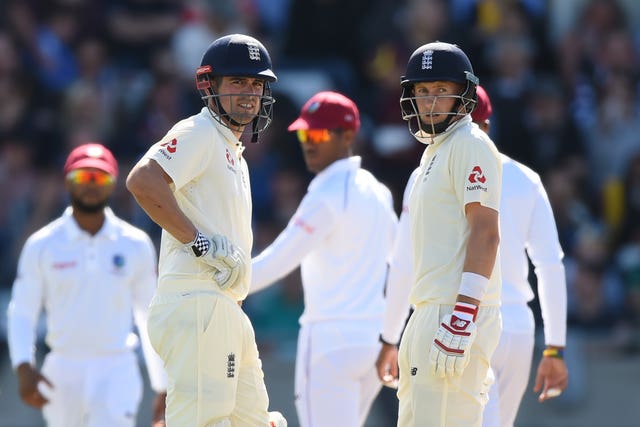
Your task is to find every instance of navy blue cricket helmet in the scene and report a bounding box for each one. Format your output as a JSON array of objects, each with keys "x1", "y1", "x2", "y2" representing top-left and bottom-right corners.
[{"x1": 196, "y1": 34, "x2": 277, "y2": 142}]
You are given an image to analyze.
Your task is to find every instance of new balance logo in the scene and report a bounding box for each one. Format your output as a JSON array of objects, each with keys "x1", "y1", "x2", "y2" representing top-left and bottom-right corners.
[
  {"x1": 452, "y1": 318, "x2": 468, "y2": 328},
  {"x1": 411, "y1": 367, "x2": 418, "y2": 376}
]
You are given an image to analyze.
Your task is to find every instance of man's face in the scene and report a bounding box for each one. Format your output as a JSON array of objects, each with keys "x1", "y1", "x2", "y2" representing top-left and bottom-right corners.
[
  {"x1": 65, "y1": 168, "x2": 115, "y2": 213},
  {"x1": 412, "y1": 80, "x2": 463, "y2": 126},
  {"x1": 212, "y1": 76, "x2": 265, "y2": 127},
  {"x1": 296, "y1": 129, "x2": 351, "y2": 174}
]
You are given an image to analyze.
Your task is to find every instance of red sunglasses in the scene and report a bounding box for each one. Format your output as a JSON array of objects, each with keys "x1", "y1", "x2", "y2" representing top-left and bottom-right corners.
[{"x1": 66, "y1": 170, "x2": 115, "y2": 186}]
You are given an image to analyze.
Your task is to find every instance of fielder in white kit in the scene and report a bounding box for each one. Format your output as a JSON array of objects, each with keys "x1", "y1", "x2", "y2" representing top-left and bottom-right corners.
[
  {"x1": 7, "y1": 143, "x2": 167, "y2": 427},
  {"x1": 377, "y1": 85, "x2": 568, "y2": 427},
  {"x1": 250, "y1": 91, "x2": 398, "y2": 427}
]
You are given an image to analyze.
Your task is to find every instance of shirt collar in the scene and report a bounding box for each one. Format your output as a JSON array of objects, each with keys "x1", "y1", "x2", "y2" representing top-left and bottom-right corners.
[
  {"x1": 62, "y1": 206, "x2": 119, "y2": 240},
  {"x1": 308, "y1": 156, "x2": 361, "y2": 192},
  {"x1": 201, "y1": 107, "x2": 245, "y2": 155},
  {"x1": 428, "y1": 115, "x2": 472, "y2": 146}
]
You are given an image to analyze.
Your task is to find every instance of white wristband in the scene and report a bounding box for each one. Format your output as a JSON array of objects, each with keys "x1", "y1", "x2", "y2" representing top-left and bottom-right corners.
[{"x1": 458, "y1": 272, "x2": 489, "y2": 301}]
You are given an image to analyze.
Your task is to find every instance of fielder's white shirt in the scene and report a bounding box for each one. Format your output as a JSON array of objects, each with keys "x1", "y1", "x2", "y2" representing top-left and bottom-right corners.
[
  {"x1": 251, "y1": 156, "x2": 397, "y2": 329},
  {"x1": 7, "y1": 207, "x2": 166, "y2": 391},
  {"x1": 499, "y1": 154, "x2": 566, "y2": 345},
  {"x1": 409, "y1": 116, "x2": 502, "y2": 306},
  {"x1": 144, "y1": 107, "x2": 252, "y2": 301}
]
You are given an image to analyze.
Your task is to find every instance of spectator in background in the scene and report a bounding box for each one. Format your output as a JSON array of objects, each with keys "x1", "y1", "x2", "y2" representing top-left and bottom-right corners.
[{"x1": 7, "y1": 143, "x2": 167, "y2": 427}]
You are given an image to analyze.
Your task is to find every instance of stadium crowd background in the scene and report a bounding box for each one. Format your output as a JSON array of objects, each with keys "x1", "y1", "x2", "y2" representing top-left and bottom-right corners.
[{"x1": 0, "y1": 0, "x2": 639, "y2": 425}]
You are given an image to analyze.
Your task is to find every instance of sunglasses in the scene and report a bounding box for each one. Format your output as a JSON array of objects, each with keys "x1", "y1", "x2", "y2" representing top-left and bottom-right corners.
[
  {"x1": 66, "y1": 170, "x2": 115, "y2": 186},
  {"x1": 296, "y1": 129, "x2": 332, "y2": 144}
]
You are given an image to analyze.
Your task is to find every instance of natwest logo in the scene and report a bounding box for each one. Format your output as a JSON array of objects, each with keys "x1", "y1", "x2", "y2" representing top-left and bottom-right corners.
[
  {"x1": 468, "y1": 166, "x2": 486, "y2": 183},
  {"x1": 160, "y1": 138, "x2": 178, "y2": 154}
]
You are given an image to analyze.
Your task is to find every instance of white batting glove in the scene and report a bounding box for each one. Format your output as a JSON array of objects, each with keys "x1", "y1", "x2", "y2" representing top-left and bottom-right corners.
[
  {"x1": 429, "y1": 302, "x2": 478, "y2": 378},
  {"x1": 187, "y1": 231, "x2": 245, "y2": 290}
]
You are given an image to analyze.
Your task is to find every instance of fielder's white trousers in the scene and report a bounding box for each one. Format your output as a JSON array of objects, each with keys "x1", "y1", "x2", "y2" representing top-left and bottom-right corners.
[
  {"x1": 482, "y1": 303, "x2": 535, "y2": 427},
  {"x1": 148, "y1": 282, "x2": 270, "y2": 427},
  {"x1": 397, "y1": 303, "x2": 501, "y2": 427},
  {"x1": 39, "y1": 351, "x2": 142, "y2": 427},
  {"x1": 295, "y1": 321, "x2": 382, "y2": 427}
]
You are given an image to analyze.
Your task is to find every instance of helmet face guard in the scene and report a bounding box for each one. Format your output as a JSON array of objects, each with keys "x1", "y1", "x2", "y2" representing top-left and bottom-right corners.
[
  {"x1": 399, "y1": 42, "x2": 478, "y2": 141},
  {"x1": 196, "y1": 34, "x2": 277, "y2": 142}
]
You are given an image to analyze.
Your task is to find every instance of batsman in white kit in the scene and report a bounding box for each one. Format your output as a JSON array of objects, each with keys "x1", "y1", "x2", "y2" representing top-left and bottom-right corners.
[
  {"x1": 377, "y1": 85, "x2": 569, "y2": 427},
  {"x1": 393, "y1": 42, "x2": 503, "y2": 427},
  {"x1": 250, "y1": 91, "x2": 398, "y2": 427},
  {"x1": 7, "y1": 143, "x2": 167, "y2": 427},
  {"x1": 126, "y1": 34, "x2": 286, "y2": 427}
]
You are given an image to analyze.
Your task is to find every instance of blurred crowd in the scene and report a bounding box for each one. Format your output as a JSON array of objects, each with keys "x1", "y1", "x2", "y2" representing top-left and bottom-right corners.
[{"x1": 1, "y1": 0, "x2": 640, "y2": 354}]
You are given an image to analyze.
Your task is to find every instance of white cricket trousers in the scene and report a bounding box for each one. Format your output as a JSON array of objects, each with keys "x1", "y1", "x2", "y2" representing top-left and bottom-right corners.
[
  {"x1": 148, "y1": 282, "x2": 270, "y2": 427},
  {"x1": 39, "y1": 351, "x2": 142, "y2": 427},
  {"x1": 294, "y1": 322, "x2": 382, "y2": 427},
  {"x1": 397, "y1": 303, "x2": 501, "y2": 427},
  {"x1": 482, "y1": 303, "x2": 535, "y2": 427}
]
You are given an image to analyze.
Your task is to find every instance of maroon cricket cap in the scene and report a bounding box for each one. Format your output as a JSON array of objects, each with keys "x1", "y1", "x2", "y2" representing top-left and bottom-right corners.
[
  {"x1": 63, "y1": 143, "x2": 119, "y2": 177},
  {"x1": 288, "y1": 91, "x2": 361, "y2": 132},
  {"x1": 471, "y1": 85, "x2": 492, "y2": 123}
]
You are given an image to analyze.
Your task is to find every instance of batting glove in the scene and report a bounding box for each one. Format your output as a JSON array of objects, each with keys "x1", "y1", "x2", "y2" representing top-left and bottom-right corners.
[
  {"x1": 429, "y1": 302, "x2": 478, "y2": 378},
  {"x1": 187, "y1": 231, "x2": 246, "y2": 290}
]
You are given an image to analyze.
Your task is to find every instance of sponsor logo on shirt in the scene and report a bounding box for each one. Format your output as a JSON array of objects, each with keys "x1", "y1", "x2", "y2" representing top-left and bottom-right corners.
[
  {"x1": 293, "y1": 217, "x2": 315, "y2": 234},
  {"x1": 411, "y1": 367, "x2": 418, "y2": 376},
  {"x1": 52, "y1": 261, "x2": 77, "y2": 270},
  {"x1": 467, "y1": 165, "x2": 488, "y2": 192},
  {"x1": 159, "y1": 138, "x2": 178, "y2": 159}
]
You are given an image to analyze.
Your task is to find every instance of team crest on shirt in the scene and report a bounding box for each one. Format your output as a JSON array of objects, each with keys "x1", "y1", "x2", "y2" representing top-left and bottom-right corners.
[
  {"x1": 159, "y1": 138, "x2": 178, "y2": 159},
  {"x1": 467, "y1": 165, "x2": 488, "y2": 192},
  {"x1": 111, "y1": 254, "x2": 126, "y2": 274}
]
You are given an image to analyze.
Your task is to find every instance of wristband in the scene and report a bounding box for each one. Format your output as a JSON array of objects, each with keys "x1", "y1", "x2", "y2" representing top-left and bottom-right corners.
[
  {"x1": 542, "y1": 348, "x2": 564, "y2": 359},
  {"x1": 458, "y1": 272, "x2": 489, "y2": 301},
  {"x1": 379, "y1": 335, "x2": 397, "y2": 347},
  {"x1": 188, "y1": 231, "x2": 210, "y2": 257}
]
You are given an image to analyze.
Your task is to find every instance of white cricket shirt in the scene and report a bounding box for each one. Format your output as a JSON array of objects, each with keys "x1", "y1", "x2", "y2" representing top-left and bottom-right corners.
[
  {"x1": 7, "y1": 207, "x2": 166, "y2": 391},
  {"x1": 499, "y1": 154, "x2": 567, "y2": 345},
  {"x1": 409, "y1": 116, "x2": 502, "y2": 306},
  {"x1": 251, "y1": 156, "x2": 397, "y2": 328},
  {"x1": 144, "y1": 107, "x2": 253, "y2": 301}
]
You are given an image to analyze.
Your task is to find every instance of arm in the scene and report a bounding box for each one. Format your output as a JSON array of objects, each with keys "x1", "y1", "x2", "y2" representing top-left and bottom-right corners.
[
  {"x1": 7, "y1": 240, "x2": 53, "y2": 408},
  {"x1": 251, "y1": 200, "x2": 334, "y2": 293},
  {"x1": 458, "y1": 202, "x2": 500, "y2": 305},
  {"x1": 376, "y1": 172, "x2": 416, "y2": 383},
  {"x1": 126, "y1": 158, "x2": 197, "y2": 244},
  {"x1": 526, "y1": 180, "x2": 568, "y2": 401}
]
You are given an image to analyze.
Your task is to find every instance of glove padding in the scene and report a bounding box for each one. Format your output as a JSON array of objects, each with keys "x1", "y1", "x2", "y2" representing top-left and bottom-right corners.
[
  {"x1": 200, "y1": 234, "x2": 246, "y2": 290},
  {"x1": 429, "y1": 307, "x2": 478, "y2": 378}
]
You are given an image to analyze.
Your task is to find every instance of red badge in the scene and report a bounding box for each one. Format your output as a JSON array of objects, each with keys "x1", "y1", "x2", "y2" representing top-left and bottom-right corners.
[
  {"x1": 468, "y1": 166, "x2": 486, "y2": 183},
  {"x1": 160, "y1": 138, "x2": 178, "y2": 154}
]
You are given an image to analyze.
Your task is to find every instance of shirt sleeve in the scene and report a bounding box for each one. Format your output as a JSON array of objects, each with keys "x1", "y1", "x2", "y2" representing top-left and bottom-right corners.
[
  {"x1": 251, "y1": 193, "x2": 338, "y2": 294},
  {"x1": 131, "y1": 234, "x2": 167, "y2": 392},
  {"x1": 526, "y1": 179, "x2": 567, "y2": 347},
  {"x1": 7, "y1": 238, "x2": 45, "y2": 369},
  {"x1": 144, "y1": 127, "x2": 213, "y2": 190},
  {"x1": 381, "y1": 171, "x2": 417, "y2": 344},
  {"x1": 452, "y1": 137, "x2": 501, "y2": 212}
]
